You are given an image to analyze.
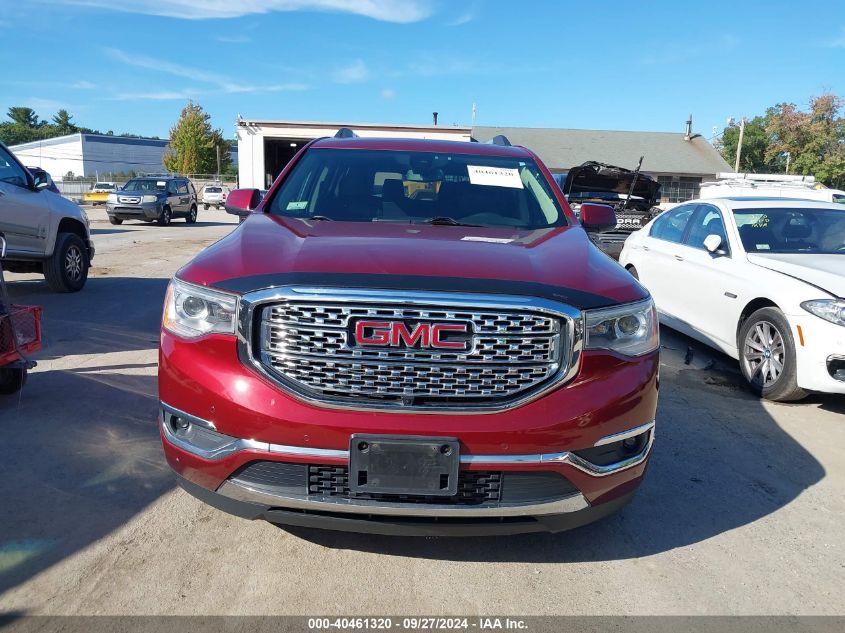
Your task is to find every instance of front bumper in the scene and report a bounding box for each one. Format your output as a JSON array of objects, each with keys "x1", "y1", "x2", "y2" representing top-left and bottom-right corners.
[
  {"x1": 160, "y1": 401, "x2": 654, "y2": 535},
  {"x1": 107, "y1": 202, "x2": 161, "y2": 219},
  {"x1": 789, "y1": 312, "x2": 845, "y2": 394}
]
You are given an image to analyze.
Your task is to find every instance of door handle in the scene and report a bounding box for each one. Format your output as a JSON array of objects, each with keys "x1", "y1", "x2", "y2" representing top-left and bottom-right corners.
[
  {"x1": 674, "y1": 254, "x2": 684, "y2": 261},
  {"x1": 642, "y1": 245, "x2": 649, "y2": 251}
]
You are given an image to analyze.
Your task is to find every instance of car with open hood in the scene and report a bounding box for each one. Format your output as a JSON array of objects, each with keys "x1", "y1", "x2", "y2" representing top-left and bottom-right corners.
[{"x1": 557, "y1": 161, "x2": 662, "y2": 259}]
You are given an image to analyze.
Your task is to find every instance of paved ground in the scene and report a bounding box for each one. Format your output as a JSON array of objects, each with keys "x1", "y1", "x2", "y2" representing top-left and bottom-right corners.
[{"x1": 1, "y1": 207, "x2": 843, "y2": 616}]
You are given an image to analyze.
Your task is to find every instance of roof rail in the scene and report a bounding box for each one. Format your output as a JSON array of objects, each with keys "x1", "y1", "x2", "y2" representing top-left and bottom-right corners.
[
  {"x1": 488, "y1": 134, "x2": 512, "y2": 147},
  {"x1": 334, "y1": 127, "x2": 359, "y2": 139}
]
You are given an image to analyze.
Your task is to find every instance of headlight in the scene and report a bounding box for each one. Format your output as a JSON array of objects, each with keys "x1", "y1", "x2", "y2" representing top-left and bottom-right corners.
[
  {"x1": 107, "y1": 193, "x2": 117, "y2": 202},
  {"x1": 163, "y1": 278, "x2": 238, "y2": 339},
  {"x1": 585, "y1": 299, "x2": 659, "y2": 356},
  {"x1": 801, "y1": 299, "x2": 845, "y2": 327},
  {"x1": 142, "y1": 195, "x2": 159, "y2": 203}
]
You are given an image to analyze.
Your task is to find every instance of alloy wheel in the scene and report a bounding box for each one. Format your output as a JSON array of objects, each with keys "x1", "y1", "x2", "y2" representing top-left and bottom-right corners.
[
  {"x1": 742, "y1": 320, "x2": 785, "y2": 387},
  {"x1": 65, "y1": 245, "x2": 83, "y2": 281}
]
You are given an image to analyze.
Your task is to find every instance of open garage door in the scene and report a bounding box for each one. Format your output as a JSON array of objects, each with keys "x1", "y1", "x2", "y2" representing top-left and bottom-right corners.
[{"x1": 263, "y1": 138, "x2": 309, "y2": 188}]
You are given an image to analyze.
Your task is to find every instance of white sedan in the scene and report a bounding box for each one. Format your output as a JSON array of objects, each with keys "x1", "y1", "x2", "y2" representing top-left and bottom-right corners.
[{"x1": 619, "y1": 197, "x2": 845, "y2": 401}]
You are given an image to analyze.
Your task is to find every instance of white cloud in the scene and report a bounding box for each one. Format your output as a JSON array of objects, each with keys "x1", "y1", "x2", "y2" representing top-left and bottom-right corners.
[
  {"x1": 829, "y1": 27, "x2": 845, "y2": 47},
  {"x1": 216, "y1": 34, "x2": 252, "y2": 44},
  {"x1": 107, "y1": 90, "x2": 205, "y2": 101},
  {"x1": 104, "y1": 47, "x2": 310, "y2": 95},
  {"x1": 71, "y1": 80, "x2": 97, "y2": 89},
  {"x1": 332, "y1": 59, "x2": 369, "y2": 83},
  {"x1": 447, "y1": 0, "x2": 479, "y2": 26},
  {"x1": 41, "y1": 0, "x2": 433, "y2": 23},
  {"x1": 381, "y1": 87, "x2": 396, "y2": 99},
  {"x1": 27, "y1": 97, "x2": 68, "y2": 113}
]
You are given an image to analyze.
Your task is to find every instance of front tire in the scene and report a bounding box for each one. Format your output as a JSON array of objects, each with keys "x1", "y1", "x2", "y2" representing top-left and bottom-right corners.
[
  {"x1": 44, "y1": 232, "x2": 89, "y2": 293},
  {"x1": 185, "y1": 205, "x2": 198, "y2": 224},
  {"x1": 0, "y1": 368, "x2": 26, "y2": 394},
  {"x1": 157, "y1": 206, "x2": 172, "y2": 226},
  {"x1": 626, "y1": 265, "x2": 639, "y2": 280},
  {"x1": 738, "y1": 307, "x2": 806, "y2": 402},
  {"x1": 108, "y1": 216, "x2": 123, "y2": 225},
  {"x1": 203, "y1": 204, "x2": 209, "y2": 210}
]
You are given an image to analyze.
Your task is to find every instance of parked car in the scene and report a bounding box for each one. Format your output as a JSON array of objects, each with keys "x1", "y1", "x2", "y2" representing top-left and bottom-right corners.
[
  {"x1": 619, "y1": 197, "x2": 845, "y2": 401},
  {"x1": 0, "y1": 142, "x2": 94, "y2": 292},
  {"x1": 201, "y1": 184, "x2": 229, "y2": 210},
  {"x1": 26, "y1": 167, "x2": 60, "y2": 195},
  {"x1": 159, "y1": 133, "x2": 659, "y2": 536},
  {"x1": 83, "y1": 182, "x2": 117, "y2": 206},
  {"x1": 106, "y1": 176, "x2": 197, "y2": 226},
  {"x1": 556, "y1": 161, "x2": 662, "y2": 259}
]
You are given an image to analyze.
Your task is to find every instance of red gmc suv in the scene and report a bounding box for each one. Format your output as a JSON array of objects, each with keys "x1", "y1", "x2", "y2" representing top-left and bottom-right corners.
[{"x1": 158, "y1": 133, "x2": 659, "y2": 536}]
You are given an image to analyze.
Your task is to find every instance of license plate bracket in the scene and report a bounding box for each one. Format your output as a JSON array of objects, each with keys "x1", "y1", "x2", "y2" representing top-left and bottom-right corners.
[{"x1": 348, "y1": 435, "x2": 460, "y2": 497}]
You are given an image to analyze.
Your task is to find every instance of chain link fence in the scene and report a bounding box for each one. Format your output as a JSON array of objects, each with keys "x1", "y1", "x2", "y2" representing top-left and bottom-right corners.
[{"x1": 57, "y1": 173, "x2": 239, "y2": 204}]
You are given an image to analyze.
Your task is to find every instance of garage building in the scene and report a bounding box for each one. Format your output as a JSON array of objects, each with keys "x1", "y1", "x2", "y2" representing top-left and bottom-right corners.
[
  {"x1": 237, "y1": 117, "x2": 731, "y2": 204},
  {"x1": 236, "y1": 119, "x2": 472, "y2": 189}
]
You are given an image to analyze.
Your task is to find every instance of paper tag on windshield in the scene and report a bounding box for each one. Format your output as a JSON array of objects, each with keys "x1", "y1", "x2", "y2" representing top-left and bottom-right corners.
[
  {"x1": 286, "y1": 201, "x2": 308, "y2": 211},
  {"x1": 467, "y1": 165, "x2": 524, "y2": 189}
]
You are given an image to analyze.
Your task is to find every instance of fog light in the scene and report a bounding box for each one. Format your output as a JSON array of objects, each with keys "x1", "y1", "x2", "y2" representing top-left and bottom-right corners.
[
  {"x1": 622, "y1": 437, "x2": 639, "y2": 452},
  {"x1": 170, "y1": 415, "x2": 190, "y2": 431}
]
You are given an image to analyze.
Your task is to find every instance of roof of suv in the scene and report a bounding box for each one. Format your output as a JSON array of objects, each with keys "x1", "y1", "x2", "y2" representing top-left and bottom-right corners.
[{"x1": 311, "y1": 136, "x2": 533, "y2": 158}]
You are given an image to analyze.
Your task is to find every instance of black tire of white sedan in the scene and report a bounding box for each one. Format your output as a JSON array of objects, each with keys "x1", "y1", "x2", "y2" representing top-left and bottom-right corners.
[
  {"x1": 0, "y1": 368, "x2": 26, "y2": 395},
  {"x1": 738, "y1": 307, "x2": 806, "y2": 402},
  {"x1": 158, "y1": 206, "x2": 172, "y2": 226},
  {"x1": 44, "y1": 232, "x2": 89, "y2": 293},
  {"x1": 186, "y1": 205, "x2": 198, "y2": 224}
]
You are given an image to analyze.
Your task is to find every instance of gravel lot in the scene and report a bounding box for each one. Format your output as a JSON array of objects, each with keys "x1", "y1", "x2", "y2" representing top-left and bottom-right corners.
[{"x1": 1, "y1": 207, "x2": 843, "y2": 616}]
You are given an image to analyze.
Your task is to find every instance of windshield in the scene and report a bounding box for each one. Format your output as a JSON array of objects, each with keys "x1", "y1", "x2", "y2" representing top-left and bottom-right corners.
[
  {"x1": 833, "y1": 193, "x2": 845, "y2": 205},
  {"x1": 94, "y1": 183, "x2": 113, "y2": 190},
  {"x1": 122, "y1": 179, "x2": 166, "y2": 192},
  {"x1": 734, "y1": 207, "x2": 845, "y2": 254},
  {"x1": 268, "y1": 148, "x2": 567, "y2": 228}
]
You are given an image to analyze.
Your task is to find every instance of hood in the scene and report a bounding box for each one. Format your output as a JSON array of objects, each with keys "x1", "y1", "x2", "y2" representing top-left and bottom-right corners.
[
  {"x1": 747, "y1": 253, "x2": 845, "y2": 297},
  {"x1": 562, "y1": 162, "x2": 661, "y2": 209},
  {"x1": 178, "y1": 215, "x2": 648, "y2": 309}
]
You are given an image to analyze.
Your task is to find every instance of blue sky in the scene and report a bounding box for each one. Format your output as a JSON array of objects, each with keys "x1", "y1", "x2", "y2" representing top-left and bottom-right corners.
[{"x1": 2, "y1": 0, "x2": 845, "y2": 143}]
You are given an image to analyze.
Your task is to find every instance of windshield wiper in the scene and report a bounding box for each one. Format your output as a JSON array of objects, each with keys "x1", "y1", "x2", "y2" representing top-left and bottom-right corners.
[
  {"x1": 308, "y1": 215, "x2": 333, "y2": 221},
  {"x1": 422, "y1": 216, "x2": 481, "y2": 227}
]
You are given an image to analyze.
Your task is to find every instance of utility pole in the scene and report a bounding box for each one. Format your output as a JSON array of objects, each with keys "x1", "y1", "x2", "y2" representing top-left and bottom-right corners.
[
  {"x1": 785, "y1": 151, "x2": 791, "y2": 174},
  {"x1": 734, "y1": 117, "x2": 746, "y2": 173},
  {"x1": 216, "y1": 144, "x2": 221, "y2": 179}
]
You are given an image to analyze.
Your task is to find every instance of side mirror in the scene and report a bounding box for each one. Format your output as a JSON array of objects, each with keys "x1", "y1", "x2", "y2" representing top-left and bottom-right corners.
[
  {"x1": 703, "y1": 234, "x2": 724, "y2": 254},
  {"x1": 225, "y1": 188, "x2": 261, "y2": 216},
  {"x1": 579, "y1": 203, "x2": 618, "y2": 233}
]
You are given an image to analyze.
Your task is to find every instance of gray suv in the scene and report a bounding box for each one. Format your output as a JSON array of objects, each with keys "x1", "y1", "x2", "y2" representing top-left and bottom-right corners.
[
  {"x1": 106, "y1": 176, "x2": 198, "y2": 226},
  {"x1": 0, "y1": 142, "x2": 94, "y2": 293}
]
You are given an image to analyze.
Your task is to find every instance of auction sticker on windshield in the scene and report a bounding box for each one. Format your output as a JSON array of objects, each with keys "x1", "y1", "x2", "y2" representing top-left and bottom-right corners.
[{"x1": 467, "y1": 165, "x2": 524, "y2": 189}]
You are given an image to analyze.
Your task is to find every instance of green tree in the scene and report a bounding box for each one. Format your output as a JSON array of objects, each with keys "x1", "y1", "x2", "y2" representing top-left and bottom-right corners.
[
  {"x1": 717, "y1": 115, "x2": 781, "y2": 173},
  {"x1": 163, "y1": 101, "x2": 231, "y2": 175},
  {"x1": 7, "y1": 107, "x2": 40, "y2": 127},
  {"x1": 52, "y1": 109, "x2": 77, "y2": 135}
]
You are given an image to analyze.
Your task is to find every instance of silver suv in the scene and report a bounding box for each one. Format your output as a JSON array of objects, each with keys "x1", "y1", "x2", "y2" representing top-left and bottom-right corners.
[
  {"x1": 0, "y1": 142, "x2": 94, "y2": 293},
  {"x1": 106, "y1": 176, "x2": 198, "y2": 226}
]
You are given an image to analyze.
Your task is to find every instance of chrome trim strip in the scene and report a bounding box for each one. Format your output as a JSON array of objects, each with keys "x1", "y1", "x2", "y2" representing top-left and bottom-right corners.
[
  {"x1": 160, "y1": 401, "x2": 653, "y2": 477},
  {"x1": 593, "y1": 421, "x2": 655, "y2": 447},
  {"x1": 216, "y1": 480, "x2": 590, "y2": 517},
  {"x1": 161, "y1": 402, "x2": 217, "y2": 431},
  {"x1": 237, "y1": 287, "x2": 584, "y2": 415}
]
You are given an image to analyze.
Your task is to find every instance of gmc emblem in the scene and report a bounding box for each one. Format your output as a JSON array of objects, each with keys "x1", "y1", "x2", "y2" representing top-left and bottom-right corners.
[{"x1": 354, "y1": 320, "x2": 470, "y2": 350}]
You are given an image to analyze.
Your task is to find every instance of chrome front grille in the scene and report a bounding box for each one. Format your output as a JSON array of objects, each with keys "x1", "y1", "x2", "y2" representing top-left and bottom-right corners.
[{"x1": 246, "y1": 289, "x2": 577, "y2": 411}]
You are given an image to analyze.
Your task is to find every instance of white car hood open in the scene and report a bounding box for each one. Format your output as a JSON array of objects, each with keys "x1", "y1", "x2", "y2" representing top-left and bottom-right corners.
[{"x1": 747, "y1": 253, "x2": 845, "y2": 297}]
